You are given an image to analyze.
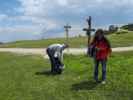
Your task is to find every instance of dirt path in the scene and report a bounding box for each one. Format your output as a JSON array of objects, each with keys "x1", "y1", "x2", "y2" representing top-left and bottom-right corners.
[{"x1": 0, "y1": 47, "x2": 133, "y2": 58}]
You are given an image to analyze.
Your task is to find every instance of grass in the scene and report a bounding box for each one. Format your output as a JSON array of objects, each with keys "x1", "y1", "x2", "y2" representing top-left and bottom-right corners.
[
  {"x1": 0, "y1": 52, "x2": 133, "y2": 100},
  {"x1": 108, "y1": 31, "x2": 133, "y2": 47},
  {"x1": 0, "y1": 37, "x2": 88, "y2": 48},
  {"x1": 1, "y1": 31, "x2": 133, "y2": 48}
]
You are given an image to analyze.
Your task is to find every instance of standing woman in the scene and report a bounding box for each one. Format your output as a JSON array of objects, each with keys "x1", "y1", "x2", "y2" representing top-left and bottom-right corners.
[{"x1": 90, "y1": 29, "x2": 112, "y2": 84}]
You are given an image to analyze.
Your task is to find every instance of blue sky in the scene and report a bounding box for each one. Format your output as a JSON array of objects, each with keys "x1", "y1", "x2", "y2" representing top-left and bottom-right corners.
[{"x1": 0, "y1": 0, "x2": 133, "y2": 42}]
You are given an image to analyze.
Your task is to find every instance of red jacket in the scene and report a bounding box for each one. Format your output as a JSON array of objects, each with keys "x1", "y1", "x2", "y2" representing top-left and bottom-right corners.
[{"x1": 92, "y1": 40, "x2": 112, "y2": 60}]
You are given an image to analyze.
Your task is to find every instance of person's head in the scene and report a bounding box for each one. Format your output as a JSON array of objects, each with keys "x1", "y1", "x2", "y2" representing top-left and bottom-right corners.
[
  {"x1": 62, "y1": 44, "x2": 69, "y2": 49},
  {"x1": 95, "y1": 29, "x2": 104, "y2": 40}
]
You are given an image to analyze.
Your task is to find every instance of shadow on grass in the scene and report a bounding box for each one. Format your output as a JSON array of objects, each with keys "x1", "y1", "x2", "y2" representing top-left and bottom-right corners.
[
  {"x1": 35, "y1": 70, "x2": 61, "y2": 76},
  {"x1": 72, "y1": 81, "x2": 98, "y2": 91},
  {"x1": 35, "y1": 70, "x2": 53, "y2": 76}
]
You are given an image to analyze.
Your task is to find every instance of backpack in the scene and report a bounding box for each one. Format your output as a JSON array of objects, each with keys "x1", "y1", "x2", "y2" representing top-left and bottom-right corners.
[{"x1": 87, "y1": 45, "x2": 96, "y2": 58}]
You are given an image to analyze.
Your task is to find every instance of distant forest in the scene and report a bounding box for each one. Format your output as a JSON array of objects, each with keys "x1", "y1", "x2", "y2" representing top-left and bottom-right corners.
[{"x1": 121, "y1": 24, "x2": 133, "y2": 31}]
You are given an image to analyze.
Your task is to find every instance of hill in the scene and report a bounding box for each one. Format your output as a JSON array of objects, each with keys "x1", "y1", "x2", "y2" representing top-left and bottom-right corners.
[{"x1": 0, "y1": 31, "x2": 133, "y2": 48}]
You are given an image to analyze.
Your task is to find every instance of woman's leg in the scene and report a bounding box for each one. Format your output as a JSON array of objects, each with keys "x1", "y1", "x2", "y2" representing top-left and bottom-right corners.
[
  {"x1": 101, "y1": 59, "x2": 107, "y2": 81},
  {"x1": 94, "y1": 59, "x2": 99, "y2": 81}
]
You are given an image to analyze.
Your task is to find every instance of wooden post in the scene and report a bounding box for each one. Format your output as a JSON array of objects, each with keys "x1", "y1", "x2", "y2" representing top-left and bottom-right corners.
[{"x1": 64, "y1": 24, "x2": 71, "y2": 45}]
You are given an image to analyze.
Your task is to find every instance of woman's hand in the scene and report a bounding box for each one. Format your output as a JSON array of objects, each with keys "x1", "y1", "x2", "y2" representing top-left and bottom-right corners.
[{"x1": 95, "y1": 47, "x2": 102, "y2": 51}]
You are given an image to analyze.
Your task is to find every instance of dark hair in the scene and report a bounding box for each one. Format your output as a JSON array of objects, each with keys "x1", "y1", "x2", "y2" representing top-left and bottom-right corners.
[
  {"x1": 64, "y1": 44, "x2": 69, "y2": 48},
  {"x1": 93, "y1": 29, "x2": 111, "y2": 48},
  {"x1": 62, "y1": 44, "x2": 69, "y2": 50},
  {"x1": 95, "y1": 29, "x2": 104, "y2": 35}
]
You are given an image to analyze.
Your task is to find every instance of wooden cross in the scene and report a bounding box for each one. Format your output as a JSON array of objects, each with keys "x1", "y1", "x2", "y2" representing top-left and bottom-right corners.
[
  {"x1": 64, "y1": 24, "x2": 71, "y2": 45},
  {"x1": 83, "y1": 16, "x2": 95, "y2": 46}
]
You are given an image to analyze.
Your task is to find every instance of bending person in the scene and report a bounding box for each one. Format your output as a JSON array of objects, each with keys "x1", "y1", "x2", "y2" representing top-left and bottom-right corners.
[{"x1": 46, "y1": 44, "x2": 69, "y2": 74}]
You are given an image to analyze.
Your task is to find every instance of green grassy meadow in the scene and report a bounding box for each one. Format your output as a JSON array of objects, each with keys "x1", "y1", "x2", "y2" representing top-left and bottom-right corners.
[
  {"x1": 1, "y1": 31, "x2": 133, "y2": 48},
  {"x1": 0, "y1": 52, "x2": 133, "y2": 100}
]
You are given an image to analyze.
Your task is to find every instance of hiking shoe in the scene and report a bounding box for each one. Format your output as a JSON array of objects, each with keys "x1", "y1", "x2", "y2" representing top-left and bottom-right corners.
[
  {"x1": 60, "y1": 65, "x2": 65, "y2": 70},
  {"x1": 101, "y1": 81, "x2": 106, "y2": 85},
  {"x1": 95, "y1": 80, "x2": 101, "y2": 83}
]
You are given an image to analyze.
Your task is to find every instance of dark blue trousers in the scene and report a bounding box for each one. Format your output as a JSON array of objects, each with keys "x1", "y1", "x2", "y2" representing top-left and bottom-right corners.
[
  {"x1": 94, "y1": 59, "x2": 107, "y2": 81},
  {"x1": 47, "y1": 48, "x2": 63, "y2": 74},
  {"x1": 47, "y1": 48, "x2": 55, "y2": 72}
]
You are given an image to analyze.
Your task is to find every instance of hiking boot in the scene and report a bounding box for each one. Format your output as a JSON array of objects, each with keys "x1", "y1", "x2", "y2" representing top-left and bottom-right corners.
[
  {"x1": 101, "y1": 81, "x2": 106, "y2": 85},
  {"x1": 95, "y1": 80, "x2": 101, "y2": 83}
]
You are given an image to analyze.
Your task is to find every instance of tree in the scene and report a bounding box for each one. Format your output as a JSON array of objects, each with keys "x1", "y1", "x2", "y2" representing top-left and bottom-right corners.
[
  {"x1": 109, "y1": 25, "x2": 118, "y2": 33},
  {"x1": 121, "y1": 24, "x2": 133, "y2": 31}
]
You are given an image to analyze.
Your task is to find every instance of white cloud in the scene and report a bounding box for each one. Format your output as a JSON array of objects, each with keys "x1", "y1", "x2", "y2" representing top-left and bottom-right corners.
[
  {"x1": 18, "y1": 0, "x2": 133, "y2": 21},
  {"x1": 1, "y1": 0, "x2": 133, "y2": 42},
  {"x1": 0, "y1": 14, "x2": 8, "y2": 21},
  {"x1": 0, "y1": 14, "x2": 59, "y2": 35},
  {"x1": 0, "y1": 25, "x2": 40, "y2": 34},
  {"x1": 57, "y1": 0, "x2": 68, "y2": 6}
]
